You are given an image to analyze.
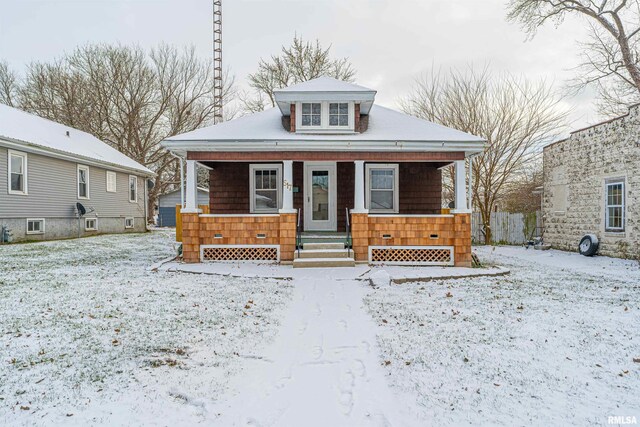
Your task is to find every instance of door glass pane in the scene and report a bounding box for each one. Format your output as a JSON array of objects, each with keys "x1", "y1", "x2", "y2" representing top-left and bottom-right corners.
[{"x1": 312, "y1": 170, "x2": 329, "y2": 221}]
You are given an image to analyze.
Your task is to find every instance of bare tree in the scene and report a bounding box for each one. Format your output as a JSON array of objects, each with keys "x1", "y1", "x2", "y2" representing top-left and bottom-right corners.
[
  {"x1": 402, "y1": 66, "x2": 567, "y2": 244},
  {"x1": 16, "y1": 43, "x2": 235, "y2": 220},
  {"x1": 507, "y1": 0, "x2": 640, "y2": 116},
  {"x1": 243, "y1": 35, "x2": 356, "y2": 112},
  {"x1": 0, "y1": 60, "x2": 20, "y2": 107}
]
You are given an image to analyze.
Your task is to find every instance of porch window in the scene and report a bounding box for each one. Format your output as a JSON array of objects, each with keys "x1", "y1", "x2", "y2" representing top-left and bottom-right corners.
[
  {"x1": 301, "y1": 103, "x2": 321, "y2": 126},
  {"x1": 605, "y1": 179, "x2": 624, "y2": 231},
  {"x1": 129, "y1": 175, "x2": 137, "y2": 203},
  {"x1": 329, "y1": 103, "x2": 349, "y2": 126},
  {"x1": 8, "y1": 150, "x2": 28, "y2": 195},
  {"x1": 250, "y1": 164, "x2": 282, "y2": 213},
  {"x1": 366, "y1": 164, "x2": 399, "y2": 213},
  {"x1": 77, "y1": 165, "x2": 90, "y2": 199}
]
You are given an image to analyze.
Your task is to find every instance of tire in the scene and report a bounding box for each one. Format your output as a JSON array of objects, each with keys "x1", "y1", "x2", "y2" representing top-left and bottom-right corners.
[{"x1": 579, "y1": 234, "x2": 599, "y2": 256}]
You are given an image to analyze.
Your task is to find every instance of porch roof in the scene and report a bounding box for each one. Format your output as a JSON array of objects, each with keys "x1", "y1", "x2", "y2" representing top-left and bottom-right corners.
[{"x1": 162, "y1": 105, "x2": 485, "y2": 157}]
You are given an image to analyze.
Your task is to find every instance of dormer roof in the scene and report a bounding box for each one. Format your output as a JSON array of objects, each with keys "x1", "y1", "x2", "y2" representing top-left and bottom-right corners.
[{"x1": 273, "y1": 76, "x2": 377, "y2": 115}]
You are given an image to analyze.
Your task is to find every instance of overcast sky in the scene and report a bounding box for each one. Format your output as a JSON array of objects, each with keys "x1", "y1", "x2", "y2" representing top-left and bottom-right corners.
[{"x1": 1, "y1": 0, "x2": 598, "y2": 131}]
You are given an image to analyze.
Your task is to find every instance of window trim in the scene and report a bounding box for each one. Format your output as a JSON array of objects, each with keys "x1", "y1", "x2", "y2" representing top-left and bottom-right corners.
[
  {"x1": 26, "y1": 218, "x2": 45, "y2": 235},
  {"x1": 77, "y1": 164, "x2": 90, "y2": 200},
  {"x1": 124, "y1": 217, "x2": 134, "y2": 229},
  {"x1": 85, "y1": 217, "x2": 98, "y2": 231},
  {"x1": 249, "y1": 163, "x2": 283, "y2": 213},
  {"x1": 129, "y1": 175, "x2": 138, "y2": 203},
  {"x1": 106, "y1": 171, "x2": 117, "y2": 193},
  {"x1": 605, "y1": 178, "x2": 625, "y2": 232},
  {"x1": 8, "y1": 149, "x2": 28, "y2": 196},
  {"x1": 299, "y1": 102, "x2": 323, "y2": 129},
  {"x1": 365, "y1": 163, "x2": 400, "y2": 214}
]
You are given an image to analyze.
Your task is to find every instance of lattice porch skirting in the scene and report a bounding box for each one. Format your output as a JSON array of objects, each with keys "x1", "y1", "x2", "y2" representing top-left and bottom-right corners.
[
  {"x1": 200, "y1": 245, "x2": 280, "y2": 262},
  {"x1": 368, "y1": 246, "x2": 454, "y2": 266}
]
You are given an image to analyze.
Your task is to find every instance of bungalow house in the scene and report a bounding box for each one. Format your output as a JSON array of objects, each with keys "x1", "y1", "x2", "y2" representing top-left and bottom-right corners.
[
  {"x1": 162, "y1": 77, "x2": 484, "y2": 267},
  {"x1": 0, "y1": 104, "x2": 154, "y2": 242},
  {"x1": 543, "y1": 104, "x2": 640, "y2": 258}
]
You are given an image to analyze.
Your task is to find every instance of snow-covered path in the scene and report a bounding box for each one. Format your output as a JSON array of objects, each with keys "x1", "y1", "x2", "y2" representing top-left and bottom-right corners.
[{"x1": 213, "y1": 269, "x2": 416, "y2": 426}]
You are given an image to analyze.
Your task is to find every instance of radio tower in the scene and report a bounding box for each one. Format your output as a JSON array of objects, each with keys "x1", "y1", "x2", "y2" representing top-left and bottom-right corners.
[{"x1": 213, "y1": 0, "x2": 223, "y2": 124}]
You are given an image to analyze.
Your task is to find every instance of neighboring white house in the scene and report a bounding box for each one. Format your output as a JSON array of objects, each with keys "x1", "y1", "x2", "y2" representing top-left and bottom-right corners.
[
  {"x1": 543, "y1": 104, "x2": 640, "y2": 258},
  {"x1": 0, "y1": 104, "x2": 154, "y2": 242},
  {"x1": 157, "y1": 187, "x2": 209, "y2": 227}
]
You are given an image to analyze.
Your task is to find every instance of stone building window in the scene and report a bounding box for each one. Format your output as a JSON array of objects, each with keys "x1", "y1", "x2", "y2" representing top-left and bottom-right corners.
[{"x1": 605, "y1": 179, "x2": 625, "y2": 232}]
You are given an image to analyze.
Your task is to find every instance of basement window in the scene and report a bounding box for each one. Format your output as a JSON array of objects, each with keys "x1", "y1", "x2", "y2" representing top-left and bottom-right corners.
[
  {"x1": 605, "y1": 179, "x2": 625, "y2": 232},
  {"x1": 366, "y1": 164, "x2": 399, "y2": 213},
  {"x1": 124, "y1": 217, "x2": 134, "y2": 229},
  {"x1": 26, "y1": 218, "x2": 45, "y2": 234},
  {"x1": 85, "y1": 218, "x2": 98, "y2": 231},
  {"x1": 250, "y1": 164, "x2": 282, "y2": 213}
]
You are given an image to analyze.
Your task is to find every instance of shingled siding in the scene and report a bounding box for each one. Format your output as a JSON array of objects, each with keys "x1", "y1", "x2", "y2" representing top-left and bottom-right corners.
[
  {"x1": 543, "y1": 106, "x2": 640, "y2": 258},
  {"x1": 209, "y1": 162, "x2": 251, "y2": 213},
  {"x1": 399, "y1": 163, "x2": 442, "y2": 214}
]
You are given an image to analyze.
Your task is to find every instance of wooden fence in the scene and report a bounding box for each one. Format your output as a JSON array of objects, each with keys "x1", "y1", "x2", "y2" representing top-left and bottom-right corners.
[{"x1": 472, "y1": 211, "x2": 541, "y2": 245}]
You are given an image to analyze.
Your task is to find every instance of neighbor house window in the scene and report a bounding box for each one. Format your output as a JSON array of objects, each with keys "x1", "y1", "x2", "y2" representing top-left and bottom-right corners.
[
  {"x1": 85, "y1": 218, "x2": 98, "y2": 231},
  {"x1": 8, "y1": 150, "x2": 28, "y2": 195},
  {"x1": 249, "y1": 164, "x2": 282, "y2": 213},
  {"x1": 301, "y1": 103, "x2": 321, "y2": 126},
  {"x1": 124, "y1": 217, "x2": 134, "y2": 229},
  {"x1": 129, "y1": 175, "x2": 137, "y2": 203},
  {"x1": 329, "y1": 103, "x2": 349, "y2": 126},
  {"x1": 605, "y1": 179, "x2": 625, "y2": 231},
  {"x1": 26, "y1": 218, "x2": 45, "y2": 234},
  {"x1": 366, "y1": 164, "x2": 399, "y2": 213},
  {"x1": 106, "y1": 171, "x2": 117, "y2": 193},
  {"x1": 77, "y1": 165, "x2": 90, "y2": 199}
]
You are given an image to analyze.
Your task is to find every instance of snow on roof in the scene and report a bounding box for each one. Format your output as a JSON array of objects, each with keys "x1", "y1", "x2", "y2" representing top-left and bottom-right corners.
[
  {"x1": 273, "y1": 76, "x2": 375, "y2": 93},
  {"x1": 164, "y1": 104, "x2": 484, "y2": 144},
  {"x1": 0, "y1": 104, "x2": 153, "y2": 175}
]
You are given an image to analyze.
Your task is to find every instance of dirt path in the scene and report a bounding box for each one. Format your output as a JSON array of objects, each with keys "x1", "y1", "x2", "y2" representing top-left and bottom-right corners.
[{"x1": 213, "y1": 270, "x2": 416, "y2": 426}]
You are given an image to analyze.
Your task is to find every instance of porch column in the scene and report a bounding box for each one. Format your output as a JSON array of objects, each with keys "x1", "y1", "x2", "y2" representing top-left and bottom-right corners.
[
  {"x1": 353, "y1": 160, "x2": 367, "y2": 213},
  {"x1": 182, "y1": 160, "x2": 201, "y2": 213},
  {"x1": 280, "y1": 160, "x2": 295, "y2": 213},
  {"x1": 453, "y1": 160, "x2": 469, "y2": 212},
  {"x1": 467, "y1": 156, "x2": 474, "y2": 210}
]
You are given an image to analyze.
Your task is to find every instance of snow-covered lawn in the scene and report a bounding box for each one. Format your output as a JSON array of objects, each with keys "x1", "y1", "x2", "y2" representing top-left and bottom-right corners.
[
  {"x1": 365, "y1": 246, "x2": 640, "y2": 425},
  {"x1": 0, "y1": 231, "x2": 293, "y2": 425}
]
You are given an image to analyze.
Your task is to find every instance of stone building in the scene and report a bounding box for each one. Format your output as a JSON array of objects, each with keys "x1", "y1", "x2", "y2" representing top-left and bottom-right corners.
[{"x1": 543, "y1": 105, "x2": 640, "y2": 258}]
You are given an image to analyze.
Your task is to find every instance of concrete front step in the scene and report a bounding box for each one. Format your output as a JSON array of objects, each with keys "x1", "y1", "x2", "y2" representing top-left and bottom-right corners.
[
  {"x1": 294, "y1": 249, "x2": 354, "y2": 259},
  {"x1": 293, "y1": 257, "x2": 356, "y2": 268},
  {"x1": 302, "y1": 242, "x2": 345, "y2": 250}
]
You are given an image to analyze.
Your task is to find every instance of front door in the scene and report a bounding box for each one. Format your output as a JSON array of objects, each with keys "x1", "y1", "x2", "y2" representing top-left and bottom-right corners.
[{"x1": 304, "y1": 162, "x2": 337, "y2": 231}]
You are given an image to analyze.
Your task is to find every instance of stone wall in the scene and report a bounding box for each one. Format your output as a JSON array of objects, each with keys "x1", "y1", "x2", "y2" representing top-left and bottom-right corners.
[{"x1": 543, "y1": 105, "x2": 640, "y2": 258}]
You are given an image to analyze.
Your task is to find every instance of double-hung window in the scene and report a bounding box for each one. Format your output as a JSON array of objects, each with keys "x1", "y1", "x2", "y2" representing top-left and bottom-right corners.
[
  {"x1": 77, "y1": 165, "x2": 90, "y2": 199},
  {"x1": 605, "y1": 179, "x2": 625, "y2": 232},
  {"x1": 250, "y1": 164, "x2": 282, "y2": 213},
  {"x1": 129, "y1": 175, "x2": 137, "y2": 203},
  {"x1": 301, "y1": 103, "x2": 321, "y2": 127},
  {"x1": 106, "y1": 171, "x2": 117, "y2": 193},
  {"x1": 8, "y1": 150, "x2": 28, "y2": 195},
  {"x1": 329, "y1": 103, "x2": 349, "y2": 126},
  {"x1": 366, "y1": 164, "x2": 399, "y2": 213}
]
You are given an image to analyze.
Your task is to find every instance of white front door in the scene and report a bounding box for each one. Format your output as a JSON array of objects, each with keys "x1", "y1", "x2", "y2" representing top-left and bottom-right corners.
[{"x1": 304, "y1": 162, "x2": 337, "y2": 231}]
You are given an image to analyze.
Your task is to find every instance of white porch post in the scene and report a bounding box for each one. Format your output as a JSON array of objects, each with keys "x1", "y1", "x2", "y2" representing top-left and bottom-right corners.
[
  {"x1": 182, "y1": 159, "x2": 201, "y2": 213},
  {"x1": 454, "y1": 159, "x2": 469, "y2": 212},
  {"x1": 280, "y1": 160, "x2": 295, "y2": 213},
  {"x1": 467, "y1": 156, "x2": 474, "y2": 211},
  {"x1": 353, "y1": 160, "x2": 367, "y2": 213}
]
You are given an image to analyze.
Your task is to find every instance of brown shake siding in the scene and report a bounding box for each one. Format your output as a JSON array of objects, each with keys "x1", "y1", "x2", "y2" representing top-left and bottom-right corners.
[
  {"x1": 209, "y1": 162, "x2": 250, "y2": 213},
  {"x1": 398, "y1": 163, "x2": 442, "y2": 214}
]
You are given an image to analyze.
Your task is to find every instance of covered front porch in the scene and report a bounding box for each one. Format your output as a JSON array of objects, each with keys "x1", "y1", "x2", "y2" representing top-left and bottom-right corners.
[{"x1": 180, "y1": 152, "x2": 474, "y2": 267}]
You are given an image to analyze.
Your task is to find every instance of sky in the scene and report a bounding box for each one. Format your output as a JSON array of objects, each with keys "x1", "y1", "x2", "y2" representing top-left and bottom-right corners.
[{"x1": 0, "y1": 0, "x2": 599, "y2": 132}]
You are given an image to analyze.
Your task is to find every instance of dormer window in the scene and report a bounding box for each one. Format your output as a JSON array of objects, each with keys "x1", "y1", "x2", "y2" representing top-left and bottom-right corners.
[
  {"x1": 301, "y1": 103, "x2": 322, "y2": 126},
  {"x1": 329, "y1": 103, "x2": 349, "y2": 126}
]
